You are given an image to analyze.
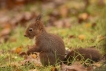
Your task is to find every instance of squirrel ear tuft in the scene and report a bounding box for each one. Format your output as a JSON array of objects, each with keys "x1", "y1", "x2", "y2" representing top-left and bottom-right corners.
[
  {"x1": 36, "y1": 15, "x2": 42, "y2": 21},
  {"x1": 35, "y1": 15, "x2": 44, "y2": 30}
]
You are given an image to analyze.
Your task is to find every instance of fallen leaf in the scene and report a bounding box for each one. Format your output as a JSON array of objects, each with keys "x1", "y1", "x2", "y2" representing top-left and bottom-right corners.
[
  {"x1": 30, "y1": 54, "x2": 37, "y2": 59},
  {"x1": 54, "y1": 18, "x2": 71, "y2": 28},
  {"x1": 51, "y1": 67, "x2": 58, "y2": 71},
  {"x1": 79, "y1": 13, "x2": 89, "y2": 21},
  {"x1": 29, "y1": 69, "x2": 38, "y2": 71},
  {"x1": 0, "y1": 35, "x2": 9, "y2": 43},
  {"x1": 60, "y1": 62, "x2": 87, "y2": 71},
  {"x1": 69, "y1": 35, "x2": 76, "y2": 39},
  {"x1": 9, "y1": 38, "x2": 17, "y2": 42},
  {"x1": 78, "y1": 13, "x2": 89, "y2": 23},
  {"x1": 0, "y1": 15, "x2": 10, "y2": 24},
  {"x1": 86, "y1": 66, "x2": 94, "y2": 71},
  {"x1": 20, "y1": 53, "x2": 42, "y2": 66},
  {"x1": 78, "y1": 34, "x2": 86, "y2": 40},
  {"x1": 85, "y1": 23, "x2": 91, "y2": 28},
  {"x1": 4, "y1": 23, "x2": 12, "y2": 29},
  {"x1": 10, "y1": 62, "x2": 20, "y2": 67},
  {"x1": 59, "y1": 5, "x2": 69, "y2": 18},
  {"x1": 91, "y1": 23, "x2": 96, "y2": 28},
  {"x1": 92, "y1": 63, "x2": 102, "y2": 67},
  {"x1": 97, "y1": 0, "x2": 105, "y2": 6},
  {"x1": 0, "y1": 28, "x2": 11, "y2": 37},
  {"x1": 15, "y1": 46, "x2": 23, "y2": 54}
]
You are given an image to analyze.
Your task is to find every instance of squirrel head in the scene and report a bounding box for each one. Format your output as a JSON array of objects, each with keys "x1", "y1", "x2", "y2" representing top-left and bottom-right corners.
[{"x1": 24, "y1": 15, "x2": 45, "y2": 39}]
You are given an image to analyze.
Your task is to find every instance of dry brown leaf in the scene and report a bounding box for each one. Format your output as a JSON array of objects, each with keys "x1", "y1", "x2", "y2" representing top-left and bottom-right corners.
[
  {"x1": 0, "y1": 35, "x2": 9, "y2": 43},
  {"x1": 24, "y1": 12, "x2": 34, "y2": 21},
  {"x1": 10, "y1": 62, "x2": 20, "y2": 67},
  {"x1": 78, "y1": 34, "x2": 86, "y2": 40},
  {"x1": 79, "y1": 13, "x2": 89, "y2": 20},
  {"x1": 0, "y1": 26, "x2": 11, "y2": 43},
  {"x1": 69, "y1": 35, "x2": 76, "y2": 39},
  {"x1": 54, "y1": 18, "x2": 71, "y2": 28},
  {"x1": 9, "y1": 38, "x2": 17, "y2": 42},
  {"x1": 85, "y1": 23, "x2": 91, "y2": 28},
  {"x1": 15, "y1": 46, "x2": 23, "y2": 54},
  {"x1": 59, "y1": 5, "x2": 69, "y2": 18},
  {"x1": 30, "y1": 54, "x2": 37, "y2": 59},
  {"x1": 0, "y1": 28, "x2": 11, "y2": 37},
  {"x1": 86, "y1": 66, "x2": 94, "y2": 71},
  {"x1": 60, "y1": 62, "x2": 87, "y2": 71},
  {"x1": 29, "y1": 69, "x2": 38, "y2": 71},
  {"x1": 20, "y1": 53, "x2": 42, "y2": 66},
  {"x1": 51, "y1": 67, "x2": 58, "y2": 71},
  {"x1": 92, "y1": 23, "x2": 96, "y2": 28},
  {"x1": 10, "y1": 13, "x2": 24, "y2": 26},
  {"x1": 4, "y1": 23, "x2": 12, "y2": 29},
  {"x1": 78, "y1": 13, "x2": 89, "y2": 23},
  {"x1": 92, "y1": 63, "x2": 102, "y2": 67},
  {"x1": 0, "y1": 15, "x2": 10, "y2": 24}
]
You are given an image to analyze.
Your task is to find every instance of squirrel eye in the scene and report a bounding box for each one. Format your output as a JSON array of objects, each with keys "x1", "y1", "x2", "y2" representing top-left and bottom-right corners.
[{"x1": 29, "y1": 28, "x2": 33, "y2": 32}]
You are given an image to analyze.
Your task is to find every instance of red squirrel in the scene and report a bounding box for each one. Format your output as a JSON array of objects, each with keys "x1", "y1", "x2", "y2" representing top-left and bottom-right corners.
[
  {"x1": 24, "y1": 15, "x2": 102, "y2": 66},
  {"x1": 24, "y1": 15, "x2": 65, "y2": 66}
]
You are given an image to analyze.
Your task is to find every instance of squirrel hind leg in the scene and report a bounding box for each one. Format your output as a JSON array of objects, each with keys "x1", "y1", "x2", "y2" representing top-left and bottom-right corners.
[{"x1": 39, "y1": 52, "x2": 56, "y2": 66}]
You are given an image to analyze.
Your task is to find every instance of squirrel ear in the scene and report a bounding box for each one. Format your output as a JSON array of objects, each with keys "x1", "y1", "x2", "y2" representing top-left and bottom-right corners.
[
  {"x1": 35, "y1": 15, "x2": 44, "y2": 30},
  {"x1": 36, "y1": 15, "x2": 42, "y2": 21}
]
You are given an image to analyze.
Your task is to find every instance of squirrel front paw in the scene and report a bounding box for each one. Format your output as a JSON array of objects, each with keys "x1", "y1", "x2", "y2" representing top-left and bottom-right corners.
[{"x1": 26, "y1": 45, "x2": 33, "y2": 55}]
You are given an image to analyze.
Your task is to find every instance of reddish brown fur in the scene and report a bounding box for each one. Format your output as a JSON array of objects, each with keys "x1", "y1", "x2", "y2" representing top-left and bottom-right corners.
[
  {"x1": 24, "y1": 15, "x2": 65, "y2": 66},
  {"x1": 64, "y1": 48, "x2": 101, "y2": 64}
]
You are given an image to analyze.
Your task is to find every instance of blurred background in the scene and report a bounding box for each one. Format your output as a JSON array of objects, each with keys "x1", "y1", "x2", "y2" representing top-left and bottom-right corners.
[
  {"x1": 0, "y1": 0, "x2": 106, "y2": 47},
  {"x1": 0, "y1": 0, "x2": 106, "y2": 70}
]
